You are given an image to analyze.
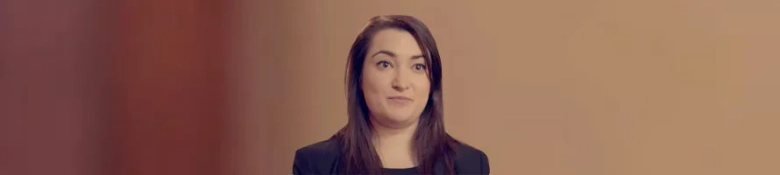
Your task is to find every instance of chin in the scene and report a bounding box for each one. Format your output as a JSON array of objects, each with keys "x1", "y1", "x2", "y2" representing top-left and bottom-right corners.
[{"x1": 385, "y1": 113, "x2": 418, "y2": 123}]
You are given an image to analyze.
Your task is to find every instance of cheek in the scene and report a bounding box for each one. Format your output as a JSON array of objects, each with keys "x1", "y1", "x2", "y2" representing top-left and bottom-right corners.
[
  {"x1": 361, "y1": 71, "x2": 389, "y2": 101},
  {"x1": 413, "y1": 76, "x2": 431, "y2": 100}
]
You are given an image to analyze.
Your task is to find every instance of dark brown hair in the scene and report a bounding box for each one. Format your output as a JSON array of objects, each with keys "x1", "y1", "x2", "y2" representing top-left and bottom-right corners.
[{"x1": 331, "y1": 15, "x2": 459, "y2": 174}]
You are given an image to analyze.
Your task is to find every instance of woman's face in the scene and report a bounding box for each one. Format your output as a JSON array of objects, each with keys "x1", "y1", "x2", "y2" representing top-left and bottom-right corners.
[{"x1": 361, "y1": 28, "x2": 431, "y2": 128}]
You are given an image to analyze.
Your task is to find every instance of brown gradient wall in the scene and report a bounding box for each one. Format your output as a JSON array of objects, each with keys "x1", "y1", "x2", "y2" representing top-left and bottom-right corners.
[
  {"x1": 2, "y1": 0, "x2": 228, "y2": 174},
  {"x1": 1, "y1": 0, "x2": 104, "y2": 174},
  {"x1": 235, "y1": 0, "x2": 780, "y2": 175},
  {"x1": 2, "y1": 0, "x2": 779, "y2": 175}
]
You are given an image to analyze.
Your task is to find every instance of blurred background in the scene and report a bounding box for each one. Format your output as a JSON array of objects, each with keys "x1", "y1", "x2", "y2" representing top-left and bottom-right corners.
[{"x1": 1, "y1": 0, "x2": 779, "y2": 175}]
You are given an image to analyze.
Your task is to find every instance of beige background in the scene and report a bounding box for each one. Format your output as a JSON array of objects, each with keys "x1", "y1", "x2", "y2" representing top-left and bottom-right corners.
[{"x1": 233, "y1": 0, "x2": 780, "y2": 175}]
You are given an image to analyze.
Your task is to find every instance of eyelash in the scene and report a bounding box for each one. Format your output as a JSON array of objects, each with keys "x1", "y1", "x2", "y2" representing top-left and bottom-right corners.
[
  {"x1": 376, "y1": 61, "x2": 427, "y2": 71},
  {"x1": 377, "y1": 61, "x2": 392, "y2": 68},
  {"x1": 413, "y1": 64, "x2": 427, "y2": 71}
]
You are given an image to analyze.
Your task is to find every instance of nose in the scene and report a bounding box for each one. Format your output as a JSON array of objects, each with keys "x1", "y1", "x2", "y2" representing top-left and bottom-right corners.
[{"x1": 391, "y1": 69, "x2": 410, "y2": 92}]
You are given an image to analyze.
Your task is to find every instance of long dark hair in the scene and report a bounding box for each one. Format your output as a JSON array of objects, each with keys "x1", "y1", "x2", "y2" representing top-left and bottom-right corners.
[{"x1": 331, "y1": 15, "x2": 459, "y2": 174}]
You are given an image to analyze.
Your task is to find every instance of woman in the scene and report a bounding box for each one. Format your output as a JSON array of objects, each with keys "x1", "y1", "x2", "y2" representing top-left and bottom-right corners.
[{"x1": 293, "y1": 15, "x2": 490, "y2": 175}]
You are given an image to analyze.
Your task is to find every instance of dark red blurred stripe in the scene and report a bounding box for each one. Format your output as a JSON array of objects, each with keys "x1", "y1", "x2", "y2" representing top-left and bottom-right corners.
[{"x1": 105, "y1": 0, "x2": 229, "y2": 175}]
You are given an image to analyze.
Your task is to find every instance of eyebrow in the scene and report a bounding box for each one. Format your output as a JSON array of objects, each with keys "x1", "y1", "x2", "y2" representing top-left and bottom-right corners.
[
  {"x1": 371, "y1": 50, "x2": 396, "y2": 58},
  {"x1": 371, "y1": 50, "x2": 426, "y2": 60}
]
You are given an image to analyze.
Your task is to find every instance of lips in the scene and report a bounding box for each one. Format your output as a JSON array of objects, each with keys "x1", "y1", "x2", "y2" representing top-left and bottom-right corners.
[{"x1": 387, "y1": 96, "x2": 413, "y2": 106}]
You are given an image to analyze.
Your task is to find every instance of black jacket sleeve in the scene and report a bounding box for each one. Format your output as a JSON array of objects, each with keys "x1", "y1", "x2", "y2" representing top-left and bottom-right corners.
[
  {"x1": 292, "y1": 140, "x2": 340, "y2": 175},
  {"x1": 454, "y1": 146, "x2": 491, "y2": 175},
  {"x1": 480, "y1": 150, "x2": 490, "y2": 174},
  {"x1": 293, "y1": 149, "x2": 313, "y2": 175}
]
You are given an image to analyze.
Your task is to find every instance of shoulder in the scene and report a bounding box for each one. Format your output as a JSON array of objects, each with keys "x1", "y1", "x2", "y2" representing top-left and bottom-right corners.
[
  {"x1": 453, "y1": 142, "x2": 490, "y2": 174},
  {"x1": 293, "y1": 139, "x2": 341, "y2": 175}
]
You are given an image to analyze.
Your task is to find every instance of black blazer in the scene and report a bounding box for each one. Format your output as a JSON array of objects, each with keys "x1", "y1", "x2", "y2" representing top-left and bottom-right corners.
[{"x1": 292, "y1": 139, "x2": 490, "y2": 175}]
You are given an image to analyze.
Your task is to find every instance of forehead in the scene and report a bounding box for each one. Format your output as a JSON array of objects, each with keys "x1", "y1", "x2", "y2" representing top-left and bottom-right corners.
[{"x1": 368, "y1": 29, "x2": 423, "y2": 56}]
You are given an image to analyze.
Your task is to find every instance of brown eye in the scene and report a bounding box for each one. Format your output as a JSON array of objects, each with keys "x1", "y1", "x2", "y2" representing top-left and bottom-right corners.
[
  {"x1": 413, "y1": 64, "x2": 427, "y2": 71},
  {"x1": 377, "y1": 61, "x2": 392, "y2": 69}
]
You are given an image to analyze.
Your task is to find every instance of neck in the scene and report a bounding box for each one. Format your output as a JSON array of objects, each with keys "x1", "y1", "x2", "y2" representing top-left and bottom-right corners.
[
  {"x1": 370, "y1": 118, "x2": 418, "y2": 168},
  {"x1": 371, "y1": 118, "x2": 417, "y2": 147}
]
